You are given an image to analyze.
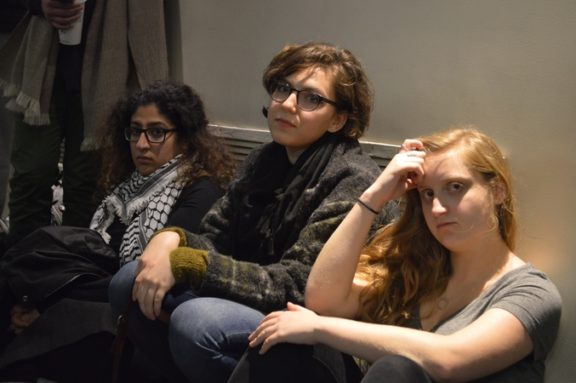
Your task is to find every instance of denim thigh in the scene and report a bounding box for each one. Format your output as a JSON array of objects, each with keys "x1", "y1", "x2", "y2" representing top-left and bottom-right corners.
[
  {"x1": 169, "y1": 297, "x2": 265, "y2": 383},
  {"x1": 109, "y1": 261, "x2": 192, "y2": 382}
]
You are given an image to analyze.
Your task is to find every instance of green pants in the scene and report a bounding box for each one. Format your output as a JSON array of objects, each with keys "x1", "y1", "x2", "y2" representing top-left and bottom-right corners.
[{"x1": 8, "y1": 81, "x2": 99, "y2": 244}]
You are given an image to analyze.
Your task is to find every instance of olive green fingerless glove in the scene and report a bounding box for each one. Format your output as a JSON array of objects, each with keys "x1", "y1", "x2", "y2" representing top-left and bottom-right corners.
[{"x1": 169, "y1": 248, "x2": 209, "y2": 290}]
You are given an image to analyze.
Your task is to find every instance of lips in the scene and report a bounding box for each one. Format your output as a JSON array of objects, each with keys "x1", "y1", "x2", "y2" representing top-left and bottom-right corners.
[
  {"x1": 136, "y1": 156, "x2": 153, "y2": 163},
  {"x1": 436, "y1": 222, "x2": 456, "y2": 230},
  {"x1": 274, "y1": 117, "x2": 297, "y2": 128}
]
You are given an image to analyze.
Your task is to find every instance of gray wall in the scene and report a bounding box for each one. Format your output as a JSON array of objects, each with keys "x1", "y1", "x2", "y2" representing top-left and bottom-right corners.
[{"x1": 167, "y1": 1, "x2": 576, "y2": 381}]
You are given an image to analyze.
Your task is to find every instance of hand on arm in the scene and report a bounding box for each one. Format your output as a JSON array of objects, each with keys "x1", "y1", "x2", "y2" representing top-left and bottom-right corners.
[
  {"x1": 250, "y1": 305, "x2": 532, "y2": 381},
  {"x1": 41, "y1": 0, "x2": 84, "y2": 29},
  {"x1": 248, "y1": 302, "x2": 319, "y2": 354},
  {"x1": 309, "y1": 308, "x2": 532, "y2": 382},
  {"x1": 132, "y1": 231, "x2": 180, "y2": 320}
]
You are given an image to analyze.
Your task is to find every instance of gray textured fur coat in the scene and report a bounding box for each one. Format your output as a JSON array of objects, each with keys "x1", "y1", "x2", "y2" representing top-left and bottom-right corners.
[{"x1": 179, "y1": 137, "x2": 396, "y2": 313}]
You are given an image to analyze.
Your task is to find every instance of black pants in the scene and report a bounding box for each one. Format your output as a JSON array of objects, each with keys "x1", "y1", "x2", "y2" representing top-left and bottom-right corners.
[
  {"x1": 7, "y1": 77, "x2": 99, "y2": 246},
  {"x1": 227, "y1": 344, "x2": 434, "y2": 383},
  {"x1": 0, "y1": 332, "x2": 114, "y2": 383},
  {"x1": 362, "y1": 354, "x2": 434, "y2": 382}
]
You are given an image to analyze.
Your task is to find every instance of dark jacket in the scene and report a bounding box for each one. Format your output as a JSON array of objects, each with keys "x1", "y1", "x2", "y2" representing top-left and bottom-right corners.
[
  {"x1": 0, "y1": 177, "x2": 223, "y2": 365},
  {"x1": 176, "y1": 136, "x2": 396, "y2": 313}
]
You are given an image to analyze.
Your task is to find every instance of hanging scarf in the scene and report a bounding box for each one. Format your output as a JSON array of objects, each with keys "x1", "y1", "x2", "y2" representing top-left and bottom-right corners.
[
  {"x1": 0, "y1": 0, "x2": 169, "y2": 149},
  {"x1": 233, "y1": 133, "x2": 340, "y2": 263},
  {"x1": 90, "y1": 157, "x2": 182, "y2": 265}
]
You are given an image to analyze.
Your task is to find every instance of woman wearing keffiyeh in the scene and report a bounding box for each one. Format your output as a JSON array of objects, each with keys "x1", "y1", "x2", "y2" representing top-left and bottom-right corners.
[{"x1": 0, "y1": 81, "x2": 235, "y2": 381}]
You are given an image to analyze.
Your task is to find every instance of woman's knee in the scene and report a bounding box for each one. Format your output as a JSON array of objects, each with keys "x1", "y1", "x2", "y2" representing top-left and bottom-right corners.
[
  {"x1": 168, "y1": 298, "x2": 264, "y2": 382},
  {"x1": 170, "y1": 298, "x2": 239, "y2": 346},
  {"x1": 168, "y1": 298, "x2": 263, "y2": 358},
  {"x1": 170, "y1": 298, "x2": 263, "y2": 341},
  {"x1": 108, "y1": 261, "x2": 138, "y2": 316},
  {"x1": 362, "y1": 354, "x2": 433, "y2": 383}
]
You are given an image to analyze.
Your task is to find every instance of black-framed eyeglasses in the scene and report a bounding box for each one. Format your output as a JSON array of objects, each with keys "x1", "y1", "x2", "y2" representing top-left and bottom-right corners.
[
  {"x1": 124, "y1": 127, "x2": 176, "y2": 143},
  {"x1": 269, "y1": 80, "x2": 339, "y2": 111}
]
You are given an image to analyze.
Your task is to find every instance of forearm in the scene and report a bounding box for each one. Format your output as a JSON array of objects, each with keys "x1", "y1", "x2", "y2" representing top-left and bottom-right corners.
[
  {"x1": 201, "y1": 251, "x2": 311, "y2": 313},
  {"x1": 313, "y1": 317, "x2": 455, "y2": 381},
  {"x1": 168, "y1": 232, "x2": 312, "y2": 312},
  {"x1": 305, "y1": 202, "x2": 377, "y2": 317},
  {"x1": 313, "y1": 309, "x2": 532, "y2": 383},
  {"x1": 306, "y1": 153, "x2": 425, "y2": 317},
  {"x1": 192, "y1": 194, "x2": 359, "y2": 311},
  {"x1": 133, "y1": 230, "x2": 180, "y2": 319}
]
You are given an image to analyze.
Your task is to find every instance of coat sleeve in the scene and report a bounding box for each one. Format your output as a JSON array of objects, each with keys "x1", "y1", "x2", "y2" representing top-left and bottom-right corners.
[{"x1": 199, "y1": 198, "x2": 357, "y2": 313}]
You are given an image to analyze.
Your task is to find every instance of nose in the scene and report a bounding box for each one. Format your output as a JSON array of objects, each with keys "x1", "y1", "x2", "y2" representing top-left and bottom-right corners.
[
  {"x1": 134, "y1": 131, "x2": 150, "y2": 149},
  {"x1": 280, "y1": 91, "x2": 298, "y2": 111},
  {"x1": 431, "y1": 197, "x2": 448, "y2": 216}
]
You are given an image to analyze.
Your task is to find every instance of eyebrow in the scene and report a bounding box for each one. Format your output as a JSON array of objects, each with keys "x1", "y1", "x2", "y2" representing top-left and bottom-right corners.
[
  {"x1": 130, "y1": 121, "x2": 171, "y2": 128},
  {"x1": 281, "y1": 78, "x2": 326, "y2": 96}
]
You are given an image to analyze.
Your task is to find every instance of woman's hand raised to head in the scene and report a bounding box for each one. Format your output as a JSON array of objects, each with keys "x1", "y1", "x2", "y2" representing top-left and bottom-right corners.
[
  {"x1": 361, "y1": 139, "x2": 426, "y2": 209},
  {"x1": 132, "y1": 231, "x2": 180, "y2": 320}
]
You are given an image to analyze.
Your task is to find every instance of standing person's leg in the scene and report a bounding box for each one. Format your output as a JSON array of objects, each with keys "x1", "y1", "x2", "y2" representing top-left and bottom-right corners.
[
  {"x1": 361, "y1": 354, "x2": 434, "y2": 383},
  {"x1": 58, "y1": 86, "x2": 99, "y2": 228},
  {"x1": 0, "y1": 107, "x2": 14, "y2": 218},
  {"x1": 0, "y1": 32, "x2": 14, "y2": 221},
  {"x1": 7, "y1": 114, "x2": 61, "y2": 245},
  {"x1": 169, "y1": 297, "x2": 266, "y2": 383}
]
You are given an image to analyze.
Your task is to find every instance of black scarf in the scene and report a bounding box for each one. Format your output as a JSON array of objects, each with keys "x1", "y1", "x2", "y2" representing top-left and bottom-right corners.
[{"x1": 233, "y1": 133, "x2": 339, "y2": 264}]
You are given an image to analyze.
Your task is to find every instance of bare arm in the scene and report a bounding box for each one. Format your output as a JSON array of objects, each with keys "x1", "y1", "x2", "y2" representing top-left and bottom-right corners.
[
  {"x1": 132, "y1": 231, "x2": 180, "y2": 320},
  {"x1": 250, "y1": 303, "x2": 532, "y2": 382},
  {"x1": 305, "y1": 139, "x2": 426, "y2": 318},
  {"x1": 313, "y1": 308, "x2": 532, "y2": 382}
]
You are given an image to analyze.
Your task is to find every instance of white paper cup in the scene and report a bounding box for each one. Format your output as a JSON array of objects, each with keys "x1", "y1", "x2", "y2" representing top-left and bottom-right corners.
[{"x1": 58, "y1": 0, "x2": 87, "y2": 46}]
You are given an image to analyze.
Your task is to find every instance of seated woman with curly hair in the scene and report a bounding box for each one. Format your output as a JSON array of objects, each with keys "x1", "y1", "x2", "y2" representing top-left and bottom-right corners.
[{"x1": 0, "y1": 80, "x2": 235, "y2": 382}]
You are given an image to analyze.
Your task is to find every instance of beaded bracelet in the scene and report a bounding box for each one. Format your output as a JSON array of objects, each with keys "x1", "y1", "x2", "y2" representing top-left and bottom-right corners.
[{"x1": 356, "y1": 198, "x2": 379, "y2": 215}]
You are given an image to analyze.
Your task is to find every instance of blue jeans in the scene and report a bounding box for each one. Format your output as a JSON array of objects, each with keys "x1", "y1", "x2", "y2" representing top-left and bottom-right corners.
[{"x1": 109, "y1": 261, "x2": 265, "y2": 383}]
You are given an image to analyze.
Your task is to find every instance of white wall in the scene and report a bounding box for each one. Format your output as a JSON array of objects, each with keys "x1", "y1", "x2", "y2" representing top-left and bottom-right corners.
[{"x1": 168, "y1": 1, "x2": 576, "y2": 381}]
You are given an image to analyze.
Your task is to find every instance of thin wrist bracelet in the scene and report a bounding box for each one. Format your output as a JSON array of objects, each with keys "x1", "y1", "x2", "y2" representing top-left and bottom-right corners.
[{"x1": 356, "y1": 198, "x2": 379, "y2": 215}]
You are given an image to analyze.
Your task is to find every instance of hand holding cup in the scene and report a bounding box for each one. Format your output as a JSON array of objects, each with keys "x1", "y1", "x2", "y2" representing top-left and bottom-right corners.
[{"x1": 41, "y1": 0, "x2": 86, "y2": 45}]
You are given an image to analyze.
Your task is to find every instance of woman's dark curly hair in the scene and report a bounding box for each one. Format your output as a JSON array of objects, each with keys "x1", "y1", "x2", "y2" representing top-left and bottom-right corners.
[{"x1": 96, "y1": 80, "x2": 236, "y2": 195}]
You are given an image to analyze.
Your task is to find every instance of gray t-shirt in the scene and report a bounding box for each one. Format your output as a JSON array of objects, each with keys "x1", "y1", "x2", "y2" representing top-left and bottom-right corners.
[{"x1": 409, "y1": 264, "x2": 562, "y2": 382}]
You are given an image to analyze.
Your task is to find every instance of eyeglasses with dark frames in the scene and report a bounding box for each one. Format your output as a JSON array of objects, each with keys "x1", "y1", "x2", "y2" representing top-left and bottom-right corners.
[
  {"x1": 124, "y1": 126, "x2": 176, "y2": 143},
  {"x1": 269, "y1": 80, "x2": 339, "y2": 111}
]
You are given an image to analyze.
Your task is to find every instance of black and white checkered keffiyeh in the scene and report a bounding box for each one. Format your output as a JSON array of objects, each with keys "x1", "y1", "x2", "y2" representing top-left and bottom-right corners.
[{"x1": 90, "y1": 156, "x2": 183, "y2": 265}]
